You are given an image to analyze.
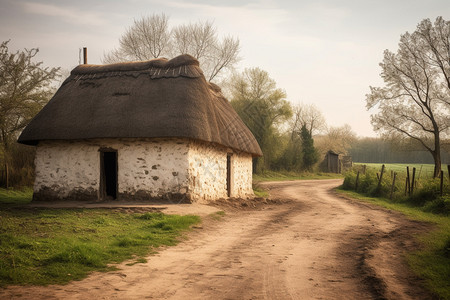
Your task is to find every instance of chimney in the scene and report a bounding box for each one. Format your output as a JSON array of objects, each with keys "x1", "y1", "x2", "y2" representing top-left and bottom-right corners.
[{"x1": 83, "y1": 47, "x2": 87, "y2": 64}]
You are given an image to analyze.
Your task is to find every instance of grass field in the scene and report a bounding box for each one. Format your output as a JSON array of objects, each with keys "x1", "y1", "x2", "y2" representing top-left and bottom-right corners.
[
  {"x1": 354, "y1": 163, "x2": 447, "y2": 179},
  {"x1": 0, "y1": 189, "x2": 200, "y2": 286}
]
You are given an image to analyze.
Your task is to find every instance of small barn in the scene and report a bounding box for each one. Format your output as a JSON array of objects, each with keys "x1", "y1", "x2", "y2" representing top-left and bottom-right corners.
[
  {"x1": 18, "y1": 55, "x2": 262, "y2": 203},
  {"x1": 324, "y1": 150, "x2": 352, "y2": 173}
]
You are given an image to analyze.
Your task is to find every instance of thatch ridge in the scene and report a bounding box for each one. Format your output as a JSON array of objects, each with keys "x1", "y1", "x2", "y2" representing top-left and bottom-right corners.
[{"x1": 18, "y1": 55, "x2": 262, "y2": 157}]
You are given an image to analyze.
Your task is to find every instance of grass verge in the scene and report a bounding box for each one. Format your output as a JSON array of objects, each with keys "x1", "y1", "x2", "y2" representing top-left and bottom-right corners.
[
  {"x1": 337, "y1": 188, "x2": 450, "y2": 299},
  {"x1": 253, "y1": 170, "x2": 343, "y2": 182},
  {"x1": 0, "y1": 188, "x2": 33, "y2": 205},
  {"x1": 252, "y1": 184, "x2": 269, "y2": 198},
  {"x1": 0, "y1": 204, "x2": 200, "y2": 286}
]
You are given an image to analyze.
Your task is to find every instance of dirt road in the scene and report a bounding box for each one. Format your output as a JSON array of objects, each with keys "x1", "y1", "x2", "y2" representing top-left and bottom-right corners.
[{"x1": 2, "y1": 179, "x2": 433, "y2": 299}]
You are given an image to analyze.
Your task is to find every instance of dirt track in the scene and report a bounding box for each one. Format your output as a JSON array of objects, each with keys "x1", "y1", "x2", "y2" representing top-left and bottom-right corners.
[{"x1": 1, "y1": 179, "x2": 434, "y2": 299}]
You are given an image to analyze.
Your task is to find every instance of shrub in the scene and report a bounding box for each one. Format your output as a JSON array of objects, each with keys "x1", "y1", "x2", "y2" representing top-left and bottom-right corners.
[{"x1": 340, "y1": 165, "x2": 449, "y2": 215}]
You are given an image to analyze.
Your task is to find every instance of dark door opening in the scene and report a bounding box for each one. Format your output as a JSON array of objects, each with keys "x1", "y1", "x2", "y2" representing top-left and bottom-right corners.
[
  {"x1": 101, "y1": 151, "x2": 117, "y2": 200},
  {"x1": 226, "y1": 154, "x2": 232, "y2": 197}
]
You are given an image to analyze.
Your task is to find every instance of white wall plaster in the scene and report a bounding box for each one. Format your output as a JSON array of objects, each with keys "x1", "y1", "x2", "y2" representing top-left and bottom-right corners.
[{"x1": 34, "y1": 138, "x2": 254, "y2": 202}]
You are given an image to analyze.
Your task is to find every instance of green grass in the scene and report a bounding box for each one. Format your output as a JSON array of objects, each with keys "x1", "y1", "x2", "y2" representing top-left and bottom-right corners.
[
  {"x1": 0, "y1": 208, "x2": 200, "y2": 286},
  {"x1": 337, "y1": 189, "x2": 450, "y2": 299},
  {"x1": 253, "y1": 184, "x2": 269, "y2": 198},
  {"x1": 354, "y1": 163, "x2": 446, "y2": 179},
  {"x1": 253, "y1": 170, "x2": 343, "y2": 182},
  {"x1": 0, "y1": 188, "x2": 33, "y2": 205}
]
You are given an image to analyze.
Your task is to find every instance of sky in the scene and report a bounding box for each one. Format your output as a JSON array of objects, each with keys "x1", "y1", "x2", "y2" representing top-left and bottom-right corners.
[{"x1": 1, "y1": 0, "x2": 449, "y2": 137}]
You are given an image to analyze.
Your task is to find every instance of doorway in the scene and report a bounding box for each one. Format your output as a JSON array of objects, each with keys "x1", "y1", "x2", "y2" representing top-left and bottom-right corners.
[
  {"x1": 226, "y1": 154, "x2": 232, "y2": 197},
  {"x1": 100, "y1": 150, "x2": 118, "y2": 200}
]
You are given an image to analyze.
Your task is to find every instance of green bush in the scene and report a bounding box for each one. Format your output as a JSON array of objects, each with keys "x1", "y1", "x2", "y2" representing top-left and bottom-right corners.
[{"x1": 341, "y1": 166, "x2": 449, "y2": 215}]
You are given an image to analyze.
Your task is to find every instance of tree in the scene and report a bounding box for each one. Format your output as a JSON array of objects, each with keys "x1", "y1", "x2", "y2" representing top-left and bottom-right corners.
[
  {"x1": 366, "y1": 17, "x2": 450, "y2": 177},
  {"x1": 300, "y1": 124, "x2": 318, "y2": 171},
  {"x1": 0, "y1": 40, "x2": 59, "y2": 187},
  {"x1": 230, "y1": 68, "x2": 292, "y2": 172},
  {"x1": 290, "y1": 104, "x2": 326, "y2": 137},
  {"x1": 104, "y1": 13, "x2": 171, "y2": 62},
  {"x1": 103, "y1": 14, "x2": 240, "y2": 82},
  {"x1": 315, "y1": 124, "x2": 356, "y2": 156}
]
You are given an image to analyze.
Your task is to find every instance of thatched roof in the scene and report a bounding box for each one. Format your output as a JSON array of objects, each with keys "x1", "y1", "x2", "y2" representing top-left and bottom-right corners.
[{"x1": 18, "y1": 54, "x2": 262, "y2": 156}]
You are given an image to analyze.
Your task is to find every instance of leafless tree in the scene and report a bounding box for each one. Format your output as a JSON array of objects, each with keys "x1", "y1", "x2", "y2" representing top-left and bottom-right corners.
[
  {"x1": 104, "y1": 14, "x2": 240, "y2": 82},
  {"x1": 104, "y1": 13, "x2": 171, "y2": 63},
  {"x1": 315, "y1": 124, "x2": 356, "y2": 155},
  {"x1": 290, "y1": 103, "x2": 326, "y2": 139},
  {"x1": 366, "y1": 17, "x2": 450, "y2": 177}
]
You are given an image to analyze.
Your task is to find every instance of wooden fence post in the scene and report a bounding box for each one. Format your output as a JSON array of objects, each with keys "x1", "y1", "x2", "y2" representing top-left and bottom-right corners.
[
  {"x1": 441, "y1": 170, "x2": 444, "y2": 197},
  {"x1": 355, "y1": 171, "x2": 360, "y2": 191},
  {"x1": 411, "y1": 167, "x2": 416, "y2": 195},
  {"x1": 390, "y1": 172, "x2": 397, "y2": 200},
  {"x1": 447, "y1": 165, "x2": 450, "y2": 183},
  {"x1": 406, "y1": 166, "x2": 410, "y2": 196},
  {"x1": 377, "y1": 164, "x2": 385, "y2": 193}
]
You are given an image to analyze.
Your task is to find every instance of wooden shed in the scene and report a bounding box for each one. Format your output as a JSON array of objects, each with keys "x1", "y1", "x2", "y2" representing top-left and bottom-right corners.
[{"x1": 325, "y1": 150, "x2": 352, "y2": 173}]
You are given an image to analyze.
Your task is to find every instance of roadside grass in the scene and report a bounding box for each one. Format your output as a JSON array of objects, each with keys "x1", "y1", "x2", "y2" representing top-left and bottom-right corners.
[
  {"x1": 252, "y1": 184, "x2": 269, "y2": 198},
  {"x1": 353, "y1": 162, "x2": 445, "y2": 179},
  {"x1": 253, "y1": 170, "x2": 343, "y2": 182},
  {"x1": 337, "y1": 189, "x2": 450, "y2": 299},
  {"x1": 0, "y1": 188, "x2": 33, "y2": 205},
  {"x1": 0, "y1": 190, "x2": 201, "y2": 286}
]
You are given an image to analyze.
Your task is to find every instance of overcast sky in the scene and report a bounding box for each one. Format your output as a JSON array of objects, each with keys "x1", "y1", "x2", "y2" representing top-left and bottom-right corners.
[{"x1": 1, "y1": 0, "x2": 449, "y2": 137}]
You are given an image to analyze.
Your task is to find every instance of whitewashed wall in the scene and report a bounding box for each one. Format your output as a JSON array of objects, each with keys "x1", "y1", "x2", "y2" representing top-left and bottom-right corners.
[
  {"x1": 231, "y1": 152, "x2": 254, "y2": 198},
  {"x1": 187, "y1": 141, "x2": 254, "y2": 202},
  {"x1": 34, "y1": 138, "x2": 190, "y2": 201},
  {"x1": 33, "y1": 138, "x2": 254, "y2": 202},
  {"x1": 34, "y1": 140, "x2": 99, "y2": 200},
  {"x1": 188, "y1": 141, "x2": 228, "y2": 201}
]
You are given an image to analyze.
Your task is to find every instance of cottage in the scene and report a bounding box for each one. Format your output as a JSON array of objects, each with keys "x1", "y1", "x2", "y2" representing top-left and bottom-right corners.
[{"x1": 18, "y1": 55, "x2": 262, "y2": 203}]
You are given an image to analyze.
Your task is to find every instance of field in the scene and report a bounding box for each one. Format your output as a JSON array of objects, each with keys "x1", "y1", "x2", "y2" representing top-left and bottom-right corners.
[{"x1": 354, "y1": 163, "x2": 447, "y2": 179}]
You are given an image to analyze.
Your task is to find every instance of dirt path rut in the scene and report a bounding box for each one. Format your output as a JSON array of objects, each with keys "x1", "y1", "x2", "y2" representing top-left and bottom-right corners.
[{"x1": 1, "y1": 179, "x2": 433, "y2": 299}]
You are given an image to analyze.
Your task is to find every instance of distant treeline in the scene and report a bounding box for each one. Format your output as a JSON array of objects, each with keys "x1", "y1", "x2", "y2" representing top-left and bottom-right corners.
[{"x1": 349, "y1": 138, "x2": 450, "y2": 164}]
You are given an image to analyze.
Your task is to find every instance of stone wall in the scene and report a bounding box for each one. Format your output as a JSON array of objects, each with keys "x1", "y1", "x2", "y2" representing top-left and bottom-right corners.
[
  {"x1": 34, "y1": 138, "x2": 190, "y2": 201},
  {"x1": 33, "y1": 138, "x2": 254, "y2": 202},
  {"x1": 188, "y1": 141, "x2": 228, "y2": 202},
  {"x1": 230, "y1": 152, "x2": 254, "y2": 197},
  {"x1": 34, "y1": 140, "x2": 99, "y2": 201},
  {"x1": 187, "y1": 141, "x2": 254, "y2": 202}
]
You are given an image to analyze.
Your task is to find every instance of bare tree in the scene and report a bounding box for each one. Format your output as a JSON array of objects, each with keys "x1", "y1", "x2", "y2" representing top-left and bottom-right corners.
[
  {"x1": 366, "y1": 17, "x2": 450, "y2": 177},
  {"x1": 103, "y1": 14, "x2": 240, "y2": 82},
  {"x1": 315, "y1": 124, "x2": 356, "y2": 155},
  {"x1": 104, "y1": 13, "x2": 171, "y2": 63},
  {"x1": 290, "y1": 103, "x2": 326, "y2": 139},
  {"x1": 0, "y1": 40, "x2": 59, "y2": 187}
]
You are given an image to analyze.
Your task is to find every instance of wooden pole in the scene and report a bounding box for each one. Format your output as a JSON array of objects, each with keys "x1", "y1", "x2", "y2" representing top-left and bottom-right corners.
[
  {"x1": 390, "y1": 172, "x2": 397, "y2": 200},
  {"x1": 404, "y1": 177, "x2": 408, "y2": 196},
  {"x1": 441, "y1": 170, "x2": 444, "y2": 197},
  {"x1": 83, "y1": 47, "x2": 87, "y2": 64},
  {"x1": 377, "y1": 164, "x2": 385, "y2": 193},
  {"x1": 447, "y1": 165, "x2": 450, "y2": 183},
  {"x1": 406, "y1": 166, "x2": 410, "y2": 196},
  {"x1": 411, "y1": 167, "x2": 416, "y2": 195},
  {"x1": 355, "y1": 171, "x2": 360, "y2": 191}
]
